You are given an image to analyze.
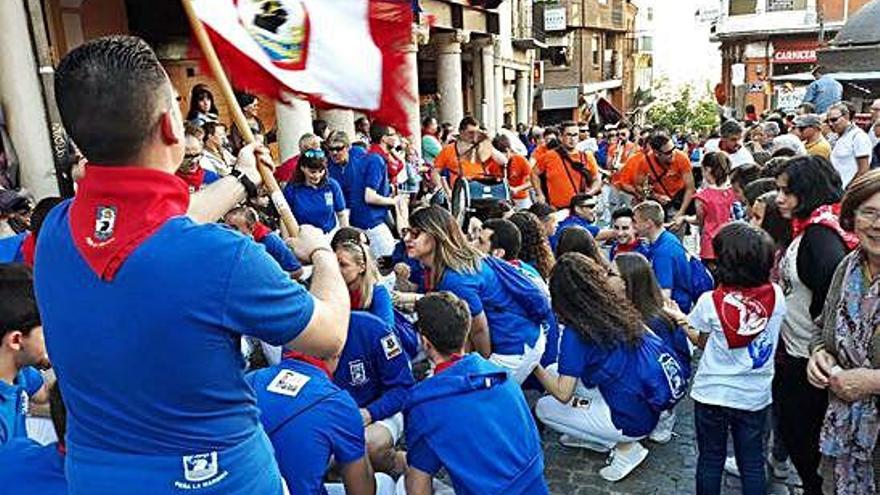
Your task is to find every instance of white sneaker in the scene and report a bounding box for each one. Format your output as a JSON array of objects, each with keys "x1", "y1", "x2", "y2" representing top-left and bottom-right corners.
[
  {"x1": 599, "y1": 443, "x2": 649, "y2": 482},
  {"x1": 559, "y1": 434, "x2": 611, "y2": 453},
  {"x1": 648, "y1": 411, "x2": 676, "y2": 444},
  {"x1": 723, "y1": 456, "x2": 740, "y2": 477},
  {"x1": 768, "y1": 456, "x2": 791, "y2": 479}
]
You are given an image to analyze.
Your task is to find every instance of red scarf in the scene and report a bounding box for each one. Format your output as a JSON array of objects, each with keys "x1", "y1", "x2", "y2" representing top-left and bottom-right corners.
[
  {"x1": 349, "y1": 288, "x2": 363, "y2": 311},
  {"x1": 791, "y1": 204, "x2": 859, "y2": 250},
  {"x1": 283, "y1": 350, "x2": 332, "y2": 379},
  {"x1": 615, "y1": 240, "x2": 641, "y2": 254},
  {"x1": 711, "y1": 284, "x2": 777, "y2": 348},
  {"x1": 175, "y1": 166, "x2": 206, "y2": 193},
  {"x1": 252, "y1": 222, "x2": 271, "y2": 242},
  {"x1": 369, "y1": 144, "x2": 403, "y2": 183},
  {"x1": 434, "y1": 353, "x2": 463, "y2": 375},
  {"x1": 70, "y1": 165, "x2": 189, "y2": 281},
  {"x1": 20, "y1": 232, "x2": 35, "y2": 267}
]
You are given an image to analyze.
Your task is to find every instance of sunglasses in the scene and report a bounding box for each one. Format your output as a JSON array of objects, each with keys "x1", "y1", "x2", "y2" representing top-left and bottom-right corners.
[
  {"x1": 827, "y1": 116, "x2": 842, "y2": 123},
  {"x1": 182, "y1": 153, "x2": 201, "y2": 165},
  {"x1": 564, "y1": 132, "x2": 579, "y2": 137},
  {"x1": 656, "y1": 147, "x2": 675, "y2": 156},
  {"x1": 328, "y1": 146, "x2": 346, "y2": 153},
  {"x1": 303, "y1": 149, "x2": 326, "y2": 159}
]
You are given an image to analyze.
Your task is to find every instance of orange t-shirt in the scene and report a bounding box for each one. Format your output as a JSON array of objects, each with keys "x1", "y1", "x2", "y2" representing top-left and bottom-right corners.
[
  {"x1": 532, "y1": 144, "x2": 549, "y2": 164},
  {"x1": 434, "y1": 143, "x2": 495, "y2": 184},
  {"x1": 536, "y1": 148, "x2": 599, "y2": 208},
  {"x1": 623, "y1": 150, "x2": 692, "y2": 199},
  {"x1": 484, "y1": 154, "x2": 532, "y2": 200},
  {"x1": 612, "y1": 151, "x2": 642, "y2": 189}
]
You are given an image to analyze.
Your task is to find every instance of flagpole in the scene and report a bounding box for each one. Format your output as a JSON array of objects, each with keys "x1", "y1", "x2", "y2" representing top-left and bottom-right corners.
[{"x1": 180, "y1": 0, "x2": 299, "y2": 237}]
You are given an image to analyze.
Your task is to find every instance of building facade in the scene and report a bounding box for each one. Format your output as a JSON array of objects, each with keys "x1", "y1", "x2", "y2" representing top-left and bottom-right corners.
[{"x1": 709, "y1": 0, "x2": 874, "y2": 117}]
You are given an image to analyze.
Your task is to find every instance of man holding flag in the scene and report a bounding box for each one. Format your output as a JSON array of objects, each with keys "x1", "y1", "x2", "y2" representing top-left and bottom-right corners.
[{"x1": 34, "y1": 35, "x2": 350, "y2": 495}]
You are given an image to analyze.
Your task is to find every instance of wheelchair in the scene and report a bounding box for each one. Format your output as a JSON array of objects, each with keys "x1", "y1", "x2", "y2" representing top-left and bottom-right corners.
[{"x1": 450, "y1": 174, "x2": 511, "y2": 226}]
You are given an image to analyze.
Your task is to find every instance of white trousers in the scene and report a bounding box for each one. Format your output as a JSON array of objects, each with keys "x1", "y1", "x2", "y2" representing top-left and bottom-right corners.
[
  {"x1": 325, "y1": 473, "x2": 395, "y2": 495},
  {"x1": 489, "y1": 331, "x2": 547, "y2": 385},
  {"x1": 373, "y1": 412, "x2": 405, "y2": 445},
  {"x1": 535, "y1": 365, "x2": 642, "y2": 450},
  {"x1": 365, "y1": 223, "x2": 396, "y2": 258}
]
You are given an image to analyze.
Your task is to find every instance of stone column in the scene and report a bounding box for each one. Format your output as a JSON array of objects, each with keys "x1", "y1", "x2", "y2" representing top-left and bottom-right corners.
[
  {"x1": 515, "y1": 69, "x2": 530, "y2": 127},
  {"x1": 435, "y1": 30, "x2": 469, "y2": 127},
  {"x1": 275, "y1": 93, "x2": 313, "y2": 163},
  {"x1": 480, "y1": 40, "x2": 496, "y2": 132},
  {"x1": 494, "y1": 63, "x2": 505, "y2": 132},
  {"x1": 0, "y1": 1, "x2": 58, "y2": 199},
  {"x1": 403, "y1": 23, "x2": 430, "y2": 145},
  {"x1": 316, "y1": 109, "x2": 355, "y2": 138}
]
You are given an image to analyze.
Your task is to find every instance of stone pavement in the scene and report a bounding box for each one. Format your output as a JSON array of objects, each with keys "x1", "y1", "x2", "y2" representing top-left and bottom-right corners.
[{"x1": 539, "y1": 395, "x2": 805, "y2": 495}]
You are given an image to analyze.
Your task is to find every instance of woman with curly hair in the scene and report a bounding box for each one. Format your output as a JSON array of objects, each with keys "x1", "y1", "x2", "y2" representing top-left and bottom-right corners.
[
  {"x1": 534, "y1": 253, "x2": 686, "y2": 482},
  {"x1": 405, "y1": 205, "x2": 546, "y2": 383},
  {"x1": 509, "y1": 211, "x2": 555, "y2": 280}
]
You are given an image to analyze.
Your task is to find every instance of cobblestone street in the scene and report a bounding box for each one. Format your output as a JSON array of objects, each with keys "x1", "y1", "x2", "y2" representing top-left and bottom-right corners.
[{"x1": 540, "y1": 396, "x2": 805, "y2": 495}]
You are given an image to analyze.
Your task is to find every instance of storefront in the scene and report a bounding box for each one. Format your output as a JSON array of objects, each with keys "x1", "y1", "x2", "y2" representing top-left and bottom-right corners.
[{"x1": 770, "y1": 38, "x2": 819, "y2": 112}]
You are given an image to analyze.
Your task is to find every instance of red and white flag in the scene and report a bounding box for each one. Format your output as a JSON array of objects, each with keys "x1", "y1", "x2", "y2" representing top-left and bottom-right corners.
[{"x1": 191, "y1": 0, "x2": 414, "y2": 133}]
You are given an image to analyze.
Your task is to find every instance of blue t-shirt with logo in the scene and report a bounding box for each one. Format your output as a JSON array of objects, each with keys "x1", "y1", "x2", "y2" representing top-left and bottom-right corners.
[
  {"x1": 333, "y1": 312, "x2": 414, "y2": 421},
  {"x1": 436, "y1": 260, "x2": 542, "y2": 355},
  {"x1": 647, "y1": 230, "x2": 693, "y2": 312},
  {"x1": 348, "y1": 152, "x2": 390, "y2": 230},
  {"x1": 0, "y1": 438, "x2": 66, "y2": 495},
  {"x1": 246, "y1": 359, "x2": 365, "y2": 495},
  {"x1": 34, "y1": 202, "x2": 314, "y2": 494},
  {"x1": 283, "y1": 178, "x2": 346, "y2": 234},
  {"x1": 0, "y1": 366, "x2": 44, "y2": 446},
  {"x1": 557, "y1": 326, "x2": 660, "y2": 437}
]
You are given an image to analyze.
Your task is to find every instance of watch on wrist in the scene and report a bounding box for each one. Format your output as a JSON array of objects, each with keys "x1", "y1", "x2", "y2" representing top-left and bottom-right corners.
[{"x1": 230, "y1": 169, "x2": 258, "y2": 199}]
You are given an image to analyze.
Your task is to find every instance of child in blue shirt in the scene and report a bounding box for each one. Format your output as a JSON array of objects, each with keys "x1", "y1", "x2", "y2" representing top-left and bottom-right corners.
[
  {"x1": 0, "y1": 264, "x2": 50, "y2": 446},
  {"x1": 283, "y1": 149, "x2": 348, "y2": 234},
  {"x1": 404, "y1": 292, "x2": 549, "y2": 495}
]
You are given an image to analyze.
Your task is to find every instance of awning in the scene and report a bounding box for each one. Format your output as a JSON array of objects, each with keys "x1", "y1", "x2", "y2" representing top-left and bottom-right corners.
[
  {"x1": 771, "y1": 71, "x2": 880, "y2": 82},
  {"x1": 770, "y1": 72, "x2": 814, "y2": 82}
]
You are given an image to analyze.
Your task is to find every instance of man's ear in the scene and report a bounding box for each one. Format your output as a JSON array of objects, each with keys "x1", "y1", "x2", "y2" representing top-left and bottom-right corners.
[
  {"x1": 2, "y1": 330, "x2": 23, "y2": 352},
  {"x1": 159, "y1": 110, "x2": 181, "y2": 146},
  {"x1": 491, "y1": 248, "x2": 506, "y2": 259}
]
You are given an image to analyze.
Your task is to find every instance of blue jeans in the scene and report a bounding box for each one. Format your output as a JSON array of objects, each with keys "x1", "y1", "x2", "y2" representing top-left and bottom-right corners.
[{"x1": 694, "y1": 401, "x2": 768, "y2": 495}]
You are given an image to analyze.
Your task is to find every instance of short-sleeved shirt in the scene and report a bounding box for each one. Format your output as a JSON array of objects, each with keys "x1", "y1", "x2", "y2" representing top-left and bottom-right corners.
[
  {"x1": 805, "y1": 137, "x2": 832, "y2": 160},
  {"x1": 258, "y1": 231, "x2": 302, "y2": 273},
  {"x1": 434, "y1": 143, "x2": 499, "y2": 184},
  {"x1": 625, "y1": 150, "x2": 692, "y2": 199},
  {"x1": 647, "y1": 230, "x2": 693, "y2": 312},
  {"x1": 694, "y1": 187, "x2": 736, "y2": 260},
  {"x1": 435, "y1": 260, "x2": 542, "y2": 355},
  {"x1": 505, "y1": 154, "x2": 532, "y2": 200},
  {"x1": 536, "y1": 149, "x2": 599, "y2": 208},
  {"x1": 703, "y1": 139, "x2": 754, "y2": 169},
  {"x1": 831, "y1": 125, "x2": 873, "y2": 188},
  {"x1": 283, "y1": 178, "x2": 346, "y2": 233},
  {"x1": 34, "y1": 203, "x2": 315, "y2": 471},
  {"x1": 246, "y1": 359, "x2": 365, "y2": 495},
  {"x1": 421, "y1": 135, "x2": 443, "y2": 165},
  {"x1": 349, "y1": 152, "x2": 391, "y2": 230},
  {"x1": 0, "y1": 438, "x2": 67, "y2": 495},
  {"x1": 0, "y1": 366, "x2": 44, "y2": 445},
  {"x1": 688, "y1": 286, "x2": 786, "y2": 411},
  {"x1": 557, "y1": 327, "x2": 659, "y2": 437}
]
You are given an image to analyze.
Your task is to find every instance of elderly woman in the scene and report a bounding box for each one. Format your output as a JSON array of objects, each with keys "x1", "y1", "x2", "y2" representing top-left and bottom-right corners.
[{"x1": 808, "y1": 169, "x2": 880, "y2": 494}]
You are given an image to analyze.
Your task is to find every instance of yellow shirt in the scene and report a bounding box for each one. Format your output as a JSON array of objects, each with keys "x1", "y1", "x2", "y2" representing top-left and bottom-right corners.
[{"x1": 806, "y1": 137, "x2": 832, "y2": 160}]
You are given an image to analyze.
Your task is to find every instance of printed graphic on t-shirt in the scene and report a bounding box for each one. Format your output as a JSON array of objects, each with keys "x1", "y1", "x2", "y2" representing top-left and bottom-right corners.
[
  {"x1": 381, "y1": 334, "x2": 402, "y2": 360},
  {"x1": 267, "y1": 369, "x2": 311, "y2": 398},
  {"x1": 349, "y1": 360, "x2": 368, "y2": 386},
  {"x1": 175, "y1": 451, "x2": 229, "y2": 490},
  {"x1": 659, "y1": 353, "x2": 687, "y2": 400},
  {"x1": 747, "y1": 328, "x2": 774, "y2": 370}
]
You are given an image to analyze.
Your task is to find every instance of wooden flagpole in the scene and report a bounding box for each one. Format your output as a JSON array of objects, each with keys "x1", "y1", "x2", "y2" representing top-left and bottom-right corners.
[{"x1": 181, "y1": 0, "x2": 299, "y2": 236}]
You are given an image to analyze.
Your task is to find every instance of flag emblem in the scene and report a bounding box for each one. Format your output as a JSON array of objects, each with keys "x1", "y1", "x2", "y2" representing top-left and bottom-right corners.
[{"x1": 236, "y1": 0, "x2": 310, "y2": 70}]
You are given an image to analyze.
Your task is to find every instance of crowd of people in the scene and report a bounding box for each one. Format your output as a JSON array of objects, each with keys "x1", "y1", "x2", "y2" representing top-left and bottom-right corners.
[{"x1": 2, "y1": 34, "x2": 880, "y2": 495}]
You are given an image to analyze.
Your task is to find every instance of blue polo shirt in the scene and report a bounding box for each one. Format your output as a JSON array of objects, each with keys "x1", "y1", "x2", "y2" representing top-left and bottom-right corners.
[
  {"x1": 436, "y1": 260, "x2": 542, "y2": 355},
  {"x1": 0, "y1": 366, "x2": 44, "y2": 446},
  {"x1": 0, "y1": 438, "x2": 66, "y2": 494},
  {"x1": 647, "y1": 230, "x2": 693, "y2": 312},
  {"x1": 557, "y1": 326, "x2": 660, "y2": 437},
  {"x1": 328, "y1": 146, "x2": 366, "y2": 205},
  {"x1": 333, "y1": 312, "x2": 414, "y2": 421},
  {"x1": 0, "y1": 232, "x2": 26, "y2": 263},
  {"x1": 283, "y1": 178, "x2": 346, "y2": 234},
  {"x1": 550, "y1": 215, "x2": 600, "y2": 252},
  {"x1": 405, "y1": 354, "x2": 548, "y2": 495},
  {"x1": 34, "y1": 201, "x2": 314, "y2": 494},
  {"x1": 368, "y1": 284, "x2": 394, "y2": 327},
  {"x1": 246, "y1": 359, "x2": 365, "y2": 495},
  {"x1": 348, "y1": 152, "x2": 390, "y2": 230},
  {"x1": 259, "y1": 231, "x2": 302, "y2": 273}
]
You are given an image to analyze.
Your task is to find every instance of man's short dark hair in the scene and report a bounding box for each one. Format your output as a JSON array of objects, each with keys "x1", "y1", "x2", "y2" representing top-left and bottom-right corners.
[
  {"x1": 492, "y1": 134, "x2": 511, "y2": 153},
  {"x1": 611, "y1": 207, "x2": 634, "y2": 222},
  {"x1": 560, "y1": 121, "x2": 578, "y2": 133},
  {"x1": 743, "y1": 178, "x2": 778, "y2": 206},
  {"x1": 647, "y1": 131, "x2": 671, "y2": 151},
  {"x1": 713, "y1": 222, "x2": 774, "y2": 288},
  {"x1": 0, "y1": 264, "x2": 41, "y2": 338},
  {"x1": 719, "y1": 119, "x2": 744, "y2": 138},
  {"x1": 483, "y1": 218, "x2": 521, "y2": 260},
  {"x1": 415, "y1": 292, "x2": 471, "y2": 355},
  {"x1": 369, "y1": 122, "x2": 390, "y2": 144},
  {"x1": 55, "y1": 35, "x2": 170, "y2": 164},
  {"x1": 543, "y1": 126, "x2": 559, "y2": 139},
  {"x1": 730, "y1": 162, "x2": 763, "y2": 189},
  {"x1": 458, "y1": 116, "x2": 479, "y2": 132},
  {"x1": 777, "y1": 155, "x2": 843, "y2": 219}
]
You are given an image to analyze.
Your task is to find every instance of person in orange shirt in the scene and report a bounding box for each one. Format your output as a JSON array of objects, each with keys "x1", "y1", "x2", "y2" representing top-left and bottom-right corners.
[
  {"x1": 530, "y1": 122, "x2": 602, "y2": 209},
  {"x1": 431, "y1": 116, "x2": 508, "y2": 198},
  {"x1": 529, "y1": 127, "x2": 558, "y2": 167},
  {"x1": 619, "y1": 131, "x2": 696, "y2": 223},
  {"x1": 606, "y1": 127, "x2": 638, "y2": 172},
  {"x1": 489, "y1": 135, "x2": 533, "y2": 209}
]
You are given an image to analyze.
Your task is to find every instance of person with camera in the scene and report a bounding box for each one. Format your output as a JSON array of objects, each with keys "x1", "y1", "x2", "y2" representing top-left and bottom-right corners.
[
  {"x1": 531, "y1": 121, "x2": 602, "y2": 209},
  {"x1": 430, "y1": 117, "x2": 508, "y2": 200}
]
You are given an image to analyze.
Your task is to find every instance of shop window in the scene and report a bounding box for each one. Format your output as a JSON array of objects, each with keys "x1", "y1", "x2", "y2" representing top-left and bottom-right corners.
[{"x1": 728, "y1": 0, "x2": 757, "y2": 15}]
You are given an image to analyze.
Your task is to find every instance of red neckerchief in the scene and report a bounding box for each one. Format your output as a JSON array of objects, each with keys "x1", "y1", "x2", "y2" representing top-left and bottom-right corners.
[
  {"x1": 57, "y1": 443, "x2": 66, "y2": 456},
  {"x1": 350, "y1": 288, "x2": 363, "y2": 311},
  {"x1": 711, "y1": 284, "x2": 777, "y2": 349},
  {"x1": 175, "y1": 166, "x2": 206, "y2": 193},
  {"x1": 20, "y1": 232, "x2": 35, "y2": 267},
  {"x1": 434, "y1": 353, "x2": 463, "y2": 375},
  {"x1": 616, "y1": 240, "x2": 641, "y2": 254},
  {"x1": 282, "y1": 350, "x2": 332, "y2": 379},
  {"x1": 70, "y1": 165, "x2": 189, "y2": 281},
  {"x1": 791, "y1": 204, "x2": 859, "y2": 250},
  {"x1": 369, "y1": 144, "x2": 403, "y2": 183},
  {"x1": 252, "y1": 222, "x2": 271, "y2": 242}
]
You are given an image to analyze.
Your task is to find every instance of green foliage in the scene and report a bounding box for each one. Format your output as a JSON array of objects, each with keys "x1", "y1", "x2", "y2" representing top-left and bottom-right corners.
[{"x1": 645, "y1": 84, "x2": 719, "y2": 137}]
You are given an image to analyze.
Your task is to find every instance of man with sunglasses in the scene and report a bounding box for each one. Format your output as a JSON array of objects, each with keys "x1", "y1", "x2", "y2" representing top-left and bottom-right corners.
[
  {"x1": 828, "y1": 102, "x2": 872, "y2": 188},
  {"x1": 621, "y1": 131, "x2": 696, "y2": 225},
  {"x1": 531, "y1": 121, "x2": 601, "y2": 209},
  {"x1": 326, "y1": 131, "x2": 365, "y2": 206},
  {"x1": 349, "y1": 122, "x2": 400, "y2": 258},
  {"x1": 176, "y1": 128, "x2": 219, "y2": 194},
  {"x1": 704, "y1": 120, "x2": 753, "y2": 169},
  {"x1": 793, "y1": 114, "x2": 831, "y2": 160}
]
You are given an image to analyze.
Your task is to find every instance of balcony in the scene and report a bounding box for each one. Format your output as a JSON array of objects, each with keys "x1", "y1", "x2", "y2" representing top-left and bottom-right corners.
[
  {"x1": 712, "y1": 0, "x2": 817, "y2": 40},
  {"x1": 513, "y1": 2, "x2": 548, "y2": 50}
]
